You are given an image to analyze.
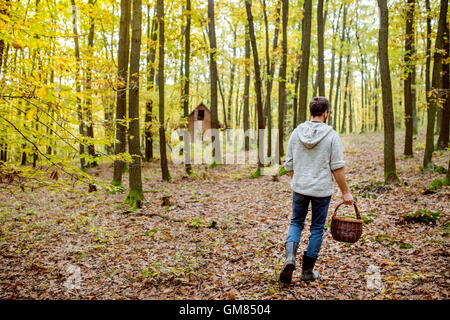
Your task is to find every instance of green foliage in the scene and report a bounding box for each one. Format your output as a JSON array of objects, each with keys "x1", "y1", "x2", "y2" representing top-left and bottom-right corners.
[
  {"x1": 278, "y1": 166, "x2": 287, "y2": 176},
  {"x1": 109, "y1": 181, "x2": 125, "y2": 194},
  {"x1": 189, "y1": 218, "x2": 204, "y2": 228},
  {"x1": 372, "y1": 234, "x2": 413, "y2": 249},
  {"x1": 124, "y1": 187, "x2": 144, "y2": 211},
  {"x1": 144, "y1": 229, "x2": 159, "y2": 237},
  {"x1": 250, "y1": 167, "x2": 261, "y2": 179},
  {"x1": 403, "y1": 209, "x2": 441, "y2": 224},
  {"x1": 208, "y1": 161, "x2": 219, "y2": 169},
  {"x1": 427, "y1": 178, "x2": 444, "y2": 190}
]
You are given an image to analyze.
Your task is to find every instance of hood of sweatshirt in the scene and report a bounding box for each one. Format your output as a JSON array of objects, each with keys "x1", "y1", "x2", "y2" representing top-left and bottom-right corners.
[{"x1": 296, "y1": 121, "x2": 333, "y2": 149}]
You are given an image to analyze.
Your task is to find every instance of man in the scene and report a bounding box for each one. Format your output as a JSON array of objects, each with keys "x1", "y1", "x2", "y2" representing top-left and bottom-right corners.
[{"x1": 279, "y1": 96, "x2": 354, "y2": 284}]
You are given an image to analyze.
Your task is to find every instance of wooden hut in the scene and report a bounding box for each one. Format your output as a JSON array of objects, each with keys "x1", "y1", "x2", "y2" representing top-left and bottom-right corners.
[{"x1": 188, "y1": 102, "x2": 212, "y2": 142}]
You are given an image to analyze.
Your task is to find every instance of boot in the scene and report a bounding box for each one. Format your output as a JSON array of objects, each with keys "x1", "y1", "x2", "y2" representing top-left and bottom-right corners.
[
  {"x1": 279, "y1": 242, "x2": 299, "y2": 284},
  {"x1": 301, "y1": 252, "x2": 319, "y2": 281}
]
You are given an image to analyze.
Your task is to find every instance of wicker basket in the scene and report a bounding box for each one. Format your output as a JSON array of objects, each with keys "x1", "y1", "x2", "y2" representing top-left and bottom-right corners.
[{"x1": 330, "y1": 202, "x2": 363, "y2": 243}]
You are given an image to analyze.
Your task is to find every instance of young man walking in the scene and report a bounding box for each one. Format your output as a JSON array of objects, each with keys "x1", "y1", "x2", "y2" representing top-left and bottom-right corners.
[{"x1": 280, "y1": 96, "x2": 354, "y2": 284}]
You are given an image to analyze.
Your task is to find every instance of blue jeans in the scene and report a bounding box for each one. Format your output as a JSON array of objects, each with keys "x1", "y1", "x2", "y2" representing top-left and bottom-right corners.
[{"x1": 285, "y1": 192, "x2": 331, "y2": 258}]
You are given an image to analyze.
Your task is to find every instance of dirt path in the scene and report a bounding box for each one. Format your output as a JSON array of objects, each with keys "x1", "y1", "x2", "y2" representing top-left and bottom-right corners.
[{"x1": 0, "y1": 132, "x2": 448, "y2": 299}]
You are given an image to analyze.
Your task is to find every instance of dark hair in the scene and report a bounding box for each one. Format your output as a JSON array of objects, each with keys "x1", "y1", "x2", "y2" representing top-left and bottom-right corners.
[{"x1": 309, "y1": 96, "x2": 330, "y2": 116}]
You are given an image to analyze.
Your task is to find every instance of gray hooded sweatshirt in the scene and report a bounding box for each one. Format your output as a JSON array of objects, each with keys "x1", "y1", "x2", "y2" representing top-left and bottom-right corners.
[{"x1": 284, "y1": 121, "x2": 345, "y2": 197}]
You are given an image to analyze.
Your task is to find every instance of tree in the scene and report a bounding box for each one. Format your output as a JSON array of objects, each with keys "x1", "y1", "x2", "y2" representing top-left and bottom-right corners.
[
  {"x1": 71, "y1": 0, "x2": 86, "y2": 171},
  {"x1": 125, "y1": 0, "x2": 144, "y2": 209},
  {"x1": 112, "y1": 0, "x2": 131, "y2": 188},
  {"x1": 437, "y1": 21, "x2": 449, "y2": 150},
  {"x1": 327, "y1": 4, "x2": 343, "y2": 127},
  {"x1": 317, "y1": 0, "x2": 325, "y2": 97},
  {"x1": 243, "y1": 24, "x2": 250, "y2": 152},
  {"x1": 333, "y1": 4, "x2": 347, "y2": 131},
  {"x1": 403, "y1": 0, "x2": 415, "y2": 157},
  {"x1": 245, "y1": 0, "x2": 265, "y2": 173},
  {"x1": 262, "y1": 0, "x2": 280, "y2": 157},
  {"x1": 278, "y1": 0, "x2": 288, "y2": 160},
  {"x1": 423, "y1": 0, "x2": 448, "y2": 169},
  {"x1": 158, "y1": 0, "x2": 170, "y2": 181},
  {"x1": 297, "y1": 0, "x2": 312, "y2": 124},
  {"x1": 341, "y1": 35, "x2": 350, "y2": 134},
  {"x1": 85, "y1": 0, "x2": 97, "y2": 168},
  {"x1": 145, "y1": 5, "x2": 157, "y2": 162},
  {"x1": 182, "y1": 0, "x2": 193, "y2": 174},
  {"x1": 377, "y1": 0, "x2": 399, "y2": 184},
  {"x1": 208, "y1": 0, "x2": 221, "y2": 164}
]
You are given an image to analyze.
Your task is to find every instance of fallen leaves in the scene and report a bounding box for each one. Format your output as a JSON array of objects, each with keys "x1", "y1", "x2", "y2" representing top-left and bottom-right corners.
[{"x1": 0, "y1": 132, "x2": 448, "y2": 300}]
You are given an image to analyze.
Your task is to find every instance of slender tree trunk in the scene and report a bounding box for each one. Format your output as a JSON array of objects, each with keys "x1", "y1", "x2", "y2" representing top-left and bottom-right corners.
[
  {"x1": 278, "y1": 0, "x2": 288, "y2": 160},
  {"x1": 341, "y1": 50, "x2": 350, "y2": 134},
  {"x1": 183, "y1": 0, "x2": 192, "y2": 173},
  {"x1": 86, "y1": 0, "x2": 97, "y2": 167},
  {"x1": 244, "y1": 24, "x2": 250, "y2": 151},
  {"x1": 112, "y1": 0, "x2": 131, "y2": 187},
  {"x1": 424, "y1": 0, "x2": 447, "y2": 169},
  {"x1": 228, "y1": 28, "x2": 237, "y2": 129},
  {"x1": 71, "y1": 0, "x2": 86, "y2": 171},
  {"x1": 328, "y1": 4, "x2": 342, "y2": 127},
  {"x1": 378, "y1": 0, "x2": 399, "y2": 184},
  {"x1": 245, "y1": 0, "x2": 265, "y2": 171},
  {"x1": 333, "y1": 5, "x2": 347, "y2": 131},
  {"x1": 145, "y1": 5, "x2": 157, "y2": 162},
  {"x1": 349, "y1": 84, "x2": 353, "y2": 133},
  {"x1": 374, "y1": 55, "x2": 379, "y2": 131},
  {"x1": 208, "y1": 0, "x2": 221, "y2": 164},
  {"x1": 437, "y1": 22, "x2": 449, "y2": 149},
  {"x1": 297, "y1": 0, "x2": 312, "y2": 124},
  {"x1": 262, "y1": 0, "x2": 280, "y2": 157},
  {"x1": 317, "y1": 0, "x2": 325, "y2": 96},
  {"x1": 218, "y1": 76, "x2": 228, "y2": 128},
  {"x1": 158, "y1": 0, "x2": 170, "y2": 181},
  {"x1": 404, "y1": 0, "x2": 415, "y2": 156},
  {"x1": 292, "y1": 54, "x2": 301, "y2": 129},
  {"x1": 126, "y1": 0, "x2": 144, "y2": 207}
]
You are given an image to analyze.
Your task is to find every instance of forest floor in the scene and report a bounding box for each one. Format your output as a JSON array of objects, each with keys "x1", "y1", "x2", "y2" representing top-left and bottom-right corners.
[{"x1": 0, "y1": 131, "x2": 449, "y2": 300}]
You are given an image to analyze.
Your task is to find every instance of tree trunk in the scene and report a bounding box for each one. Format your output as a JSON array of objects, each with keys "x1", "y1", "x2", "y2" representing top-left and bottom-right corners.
[
  {"x1": 112, "y1": 0, "x2": 131, "y2": 187},
  {"x1": 245, "y1": 0, "x2": 265, "y2": 171},
  {"x1": 262, "y1": 0, "x2": 280, "y2": 158},
  {"x1": 208, "y1": 0, "x2": 221, "y2": 164},
  {"x1": 423, "y1": 0, "x2": 447, "y2": 169},
  {"x1": 158, "y1": 0, "x2": 170, "y2": 181},
  {"x1": 333, "y1": 4, "x2": 347, "y2": 131},
  {"x1": 378, "y1": 0, "x2": 399, "y2": 184},
  {"x1": 317, "y1": 0, "x2": 325, "y2": 97},
  {"x1": 243, "y1": 24, "x2": 250, "y2": 151},
  {"x1": 228, "y1": 28, "x2": 237, "y2": 129},
  {"x1": 437, "y1": 22, "x2": 449, "y2": 149},
  {"x1": 278, "y1": 0, "x2": 288, "y2": 161},
  {"x1": 297, "y1": 0, "x2": 312, "y2": 124},
  {"x1": 341, "y1": 51, "x2": 350, "y2": 134},
  {"x1": 71, "y1": 0, "x2": 86, "y2": 171},
  {"x1": 126, "y1": 0, "x2": 144, "y2": 208},
  {"x1": 85, "y1": 0, "x2": 97, "y2": 167},
  {"x1": 404, "y1": 0, "x2": 415, "y2": 156},
  {"x1": 292, "y1": 54, "x2": 301, "y2": 129},
  {"x1": 374, "y1": 55, "x2": 379, "y2": 131},
  {"x1": 145, "y1": 4, "x2": 157, "y2": 162},
  {"x1": 183, "y1": 0, "x2": 192, "y2": 173},
  {"x1": 328, "y1": 4, "x2": 342, "y2": 127}
]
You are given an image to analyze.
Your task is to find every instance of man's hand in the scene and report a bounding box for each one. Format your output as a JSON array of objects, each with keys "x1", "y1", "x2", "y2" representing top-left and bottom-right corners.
[
  {"x1": 342, "y1": 192, "x2": 354, "y2": 205},
  {"x1": 332, "y1": 167, "x2": 354, "y2": 205},
  {"x1": 288, "y1": 171, "x2": 293, "y2": 178}
]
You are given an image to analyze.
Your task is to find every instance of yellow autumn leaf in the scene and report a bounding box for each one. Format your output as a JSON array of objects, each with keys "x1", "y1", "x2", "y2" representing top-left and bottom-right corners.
[
  {"x1": 26, "y1": 109, "x2": 35, "y2": 121},
  {"x1": 37, "y1": 87, "x2": 47, "y2": 98}
]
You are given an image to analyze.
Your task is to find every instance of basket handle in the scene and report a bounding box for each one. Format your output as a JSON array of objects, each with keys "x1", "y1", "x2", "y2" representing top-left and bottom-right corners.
[{"x1": 332, "y1": 202, "x2": 361, "y2": 220}]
